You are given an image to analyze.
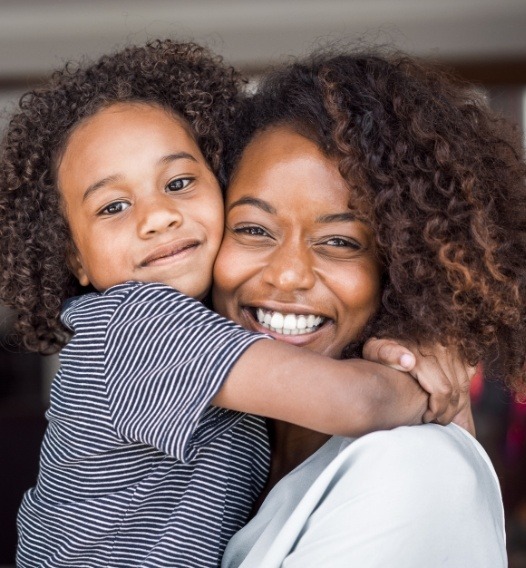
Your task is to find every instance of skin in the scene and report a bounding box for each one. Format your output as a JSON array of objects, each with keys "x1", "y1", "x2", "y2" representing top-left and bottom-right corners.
[
  {"x1": 213, "y1": 125, "x2": 388, "y2": 493},
  {"x1": 213, "y1": 126, "x2": 382, "y2": 359},
  {"x1": 56, "y1": 104, "x2": 469, "y2": 434},
  {"x1": 213, "y1": 126, "x2": 475, "y2": 502},
  {"x1": 55, "y1": 100, "x2": 429, "y2": 439},
  {"x1": 57, "y1": 102, "x2": 224, "y2": 299}
]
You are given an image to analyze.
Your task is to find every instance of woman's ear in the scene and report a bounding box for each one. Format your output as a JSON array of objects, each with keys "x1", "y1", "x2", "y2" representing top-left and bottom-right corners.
[{"x1": 66, "y1": 244, "x2": 90, "y2": 287}]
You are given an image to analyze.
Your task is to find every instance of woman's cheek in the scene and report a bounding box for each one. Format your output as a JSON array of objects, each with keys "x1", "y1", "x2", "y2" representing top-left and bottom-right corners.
[
  {"x1": 212, "y1": 240, "x2": 249, "y2": 315},
  {"x1": 213, "y1": 239, "x2": 236, "y2": 286}
]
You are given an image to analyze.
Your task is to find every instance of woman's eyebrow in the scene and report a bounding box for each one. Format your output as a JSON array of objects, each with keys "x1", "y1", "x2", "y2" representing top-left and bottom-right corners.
[
  {"x1": 227, "y1": 196, "x2": 276, "y2": 214},
  {"x1": 316, "y1": 212, "x2": 357, "y2": 224}
]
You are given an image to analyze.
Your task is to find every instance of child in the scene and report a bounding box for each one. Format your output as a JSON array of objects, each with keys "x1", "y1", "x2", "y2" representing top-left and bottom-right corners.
[{"x1": 0, "y1": 40, "x2": 463, "y2": 567}]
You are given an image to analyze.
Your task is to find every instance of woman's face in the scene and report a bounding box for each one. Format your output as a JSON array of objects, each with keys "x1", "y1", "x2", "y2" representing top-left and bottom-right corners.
[{"x1": 213, "y1": 126, "x2": 382, "y2": 359}]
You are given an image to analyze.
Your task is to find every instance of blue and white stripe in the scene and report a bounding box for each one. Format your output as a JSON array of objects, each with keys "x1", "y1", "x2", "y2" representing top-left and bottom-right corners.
[{"x1": 17, "y1": 282, "x2": 270, "y2": 567}]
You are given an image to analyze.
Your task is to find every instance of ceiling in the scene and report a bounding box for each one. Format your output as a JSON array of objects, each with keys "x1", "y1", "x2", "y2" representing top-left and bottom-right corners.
[{"x1": 1, "y1": 0, "x2": 525, "y2": 82}]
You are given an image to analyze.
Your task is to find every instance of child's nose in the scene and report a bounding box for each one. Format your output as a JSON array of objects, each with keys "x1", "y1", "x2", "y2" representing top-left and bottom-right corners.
[
  {"x1": 262, "y1": 242, "x2": 316, "y2": 292},
  {"x1": 137, "y1": 199, "x2": 183, "y2": 237}
]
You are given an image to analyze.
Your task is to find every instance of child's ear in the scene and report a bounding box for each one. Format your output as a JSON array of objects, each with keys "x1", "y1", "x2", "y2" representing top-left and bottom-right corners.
[{"x1": 66, "y1": 245, "x2": 90, "y2": 287}]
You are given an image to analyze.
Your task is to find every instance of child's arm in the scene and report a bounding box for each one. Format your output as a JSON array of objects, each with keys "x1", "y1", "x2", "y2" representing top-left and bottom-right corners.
[
  {"x1": 212, "y1": 339, "x2": 428, "y2": 437},
  {"x1": 104, "y1": 283, "x2": 431, "y2": 451}
]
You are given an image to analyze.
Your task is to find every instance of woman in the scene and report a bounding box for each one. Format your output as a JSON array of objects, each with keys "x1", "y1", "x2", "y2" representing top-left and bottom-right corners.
[{"x1": 215, "y1": 50, "x2": 526, "y2": 566}]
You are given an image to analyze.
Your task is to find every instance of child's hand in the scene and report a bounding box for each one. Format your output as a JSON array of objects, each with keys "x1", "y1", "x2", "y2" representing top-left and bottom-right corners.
[{"x1": 362, "y1": 337, "x2": 477, "y2": 435}]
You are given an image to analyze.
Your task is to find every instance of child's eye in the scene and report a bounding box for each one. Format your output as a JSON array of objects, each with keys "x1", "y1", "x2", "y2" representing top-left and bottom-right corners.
[
  {"x1": 99, "y1": 201, "x2": 130, "y2": 215},
  {"x1": 166, "y1": 178, "x2": 193, "y2": 192}
]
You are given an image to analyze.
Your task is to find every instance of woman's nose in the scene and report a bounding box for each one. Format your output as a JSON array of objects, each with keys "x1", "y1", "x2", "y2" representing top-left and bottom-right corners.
[
  {"x1": 137, "y1": 198, "x2": 183, "y2": 237},
  {"x1": 262, "y1": 242, "x2": 316, "y2": 292}
]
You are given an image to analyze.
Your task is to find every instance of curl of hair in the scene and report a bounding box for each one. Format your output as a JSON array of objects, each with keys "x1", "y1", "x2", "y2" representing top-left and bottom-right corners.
[
  {"x1": 228, "y1": 48, "x2": 526, "y2": 394},
  {"x1": 0, "y1": 39, "x2": 243, "y2": 354}
]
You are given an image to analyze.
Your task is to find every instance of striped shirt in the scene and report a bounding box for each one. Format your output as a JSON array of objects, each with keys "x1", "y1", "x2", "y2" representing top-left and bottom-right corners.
[{"x1": 17, "y1": 282, "x2": 270, "y2": 567}]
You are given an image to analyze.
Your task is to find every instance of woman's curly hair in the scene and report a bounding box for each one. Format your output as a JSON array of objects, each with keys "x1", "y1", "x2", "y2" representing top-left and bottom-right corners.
[
  {"x1": 0, "y1": 39, "x2": 243, "y2": 354},
  {"x1": 228, "y1": 49, "x2": 526, "y2": 394}
]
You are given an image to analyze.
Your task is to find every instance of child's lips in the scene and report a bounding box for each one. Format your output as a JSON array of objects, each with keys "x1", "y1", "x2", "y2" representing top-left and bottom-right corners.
[{"x1": 140, "y1": 239, "x2": 200, "y2": 266}]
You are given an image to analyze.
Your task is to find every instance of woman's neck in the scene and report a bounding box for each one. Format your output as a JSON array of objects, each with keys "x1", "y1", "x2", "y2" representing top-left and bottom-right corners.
[
  {"x1": 267, "y1": 419, "x2": 331, "y2": 477},
  {"x1": 250, "y1": 419, "x2": 331, "y2": 517}
]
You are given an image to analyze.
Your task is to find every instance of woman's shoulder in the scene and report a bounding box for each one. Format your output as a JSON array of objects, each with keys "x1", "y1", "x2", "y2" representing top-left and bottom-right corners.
[
  {"x1": 334, "y1": 424, "x2": 501, "y2": 506},
  {"x1": 346, "y1": 421, "x2": 474, "y2": 453},
  {"x1": 344, "y1": 423, "x2": 489, "y2": 473}
]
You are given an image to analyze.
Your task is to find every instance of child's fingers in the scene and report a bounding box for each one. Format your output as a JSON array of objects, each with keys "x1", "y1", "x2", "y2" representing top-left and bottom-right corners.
[
  {"x1": 420, "y1": 374, "x2": 457, "y2": 424},
  {"x1": 411, "y1": 346, "x2": 460, "y2": 424},
  {"x1": 363, "y1": 338, "x2": 474, "y2": 427},
  {"x1": 362, "y1": 337, "x2": 416, "y2": 372}
]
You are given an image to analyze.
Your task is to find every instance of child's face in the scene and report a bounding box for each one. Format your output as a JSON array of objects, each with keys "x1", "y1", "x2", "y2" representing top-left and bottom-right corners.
[{"x1": 57, "y1": 102, "x2": 224, "y2": 299}]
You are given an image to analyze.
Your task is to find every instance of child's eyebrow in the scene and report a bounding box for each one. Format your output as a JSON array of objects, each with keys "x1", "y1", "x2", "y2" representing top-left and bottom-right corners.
[
  {"x1": 160, "y1": 152, "x2": 198, "y2": 166},
  {"x1": 82, "y1": 152, "x2": 199, "y2": 202},
  {"x1": 83, "y1": 175, "x2": 121, "y2": 202}
]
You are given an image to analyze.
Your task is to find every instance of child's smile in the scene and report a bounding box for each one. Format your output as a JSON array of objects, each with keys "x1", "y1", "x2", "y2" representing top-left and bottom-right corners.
[
  {"x1": 57, "y1": 102, "x2": 224, "y2": 299},
  {"x1": 139, "y1": 237, "x2": 202, "y2": 267}
]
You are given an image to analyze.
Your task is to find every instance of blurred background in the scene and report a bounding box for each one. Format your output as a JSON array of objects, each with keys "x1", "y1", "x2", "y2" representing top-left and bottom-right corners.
[{"x1": 0, "y1": 0, "x2": 525, "y2": 565}]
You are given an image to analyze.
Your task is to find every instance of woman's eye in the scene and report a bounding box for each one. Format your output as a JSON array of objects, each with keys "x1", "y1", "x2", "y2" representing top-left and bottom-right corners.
[
  {"x1": 323, "y1": 236, "x2": 361, "y2": 249},
  {"x1": 100, "y1": 201, "x2": 130, "y2": 215},
  {"x1": 166, "y1": 178, "x2": 192, "y2": 192},
  {"x1": 233, "y1": 225, "x2": 269, "y2": 237}
]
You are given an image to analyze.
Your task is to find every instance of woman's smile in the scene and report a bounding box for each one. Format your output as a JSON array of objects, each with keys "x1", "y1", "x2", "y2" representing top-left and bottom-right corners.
[
  {"x1": 254, "y1": 307, "x2": 326, "y2": 335},
  {"x1": 237, "y1": 303, "x2": 331, "y2": 348}
]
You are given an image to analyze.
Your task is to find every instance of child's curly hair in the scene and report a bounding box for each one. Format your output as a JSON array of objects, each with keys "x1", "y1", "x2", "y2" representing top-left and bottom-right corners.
[
  {"x1": 228, "y1": 49, "x2": 526, "y2": 394},
  {"x1": 0, "y1": 39, "x2": 243, "y2": 355}
]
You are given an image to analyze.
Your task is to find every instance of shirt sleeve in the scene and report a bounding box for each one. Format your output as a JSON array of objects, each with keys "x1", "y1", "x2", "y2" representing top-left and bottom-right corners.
[
  {"x1": 280, "y1": 425, "x2": 506, "y2": 568},
  {"x1": 103, "y1": 282, "x2": 267, "y2": 462}
]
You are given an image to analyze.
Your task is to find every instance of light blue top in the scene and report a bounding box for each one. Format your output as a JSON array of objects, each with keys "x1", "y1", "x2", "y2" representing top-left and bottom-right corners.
[{"x1": 223, "y1": 423, "x2": 506, "y2": 568}]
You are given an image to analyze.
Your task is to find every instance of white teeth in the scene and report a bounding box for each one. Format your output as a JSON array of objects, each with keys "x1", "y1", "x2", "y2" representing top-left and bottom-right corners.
[
  {"x1": 270, "y1": 312, "x2": 284, "y2": 329},
  {"x1": 283, "y1": 314, "x2": 296, "y2": 330},
  {"x1": 297, "y1": 315, "x2": 307, "y2": 330},
  {"x1": 254, "y1": 309, "x2": 325, "y2": 335}
]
